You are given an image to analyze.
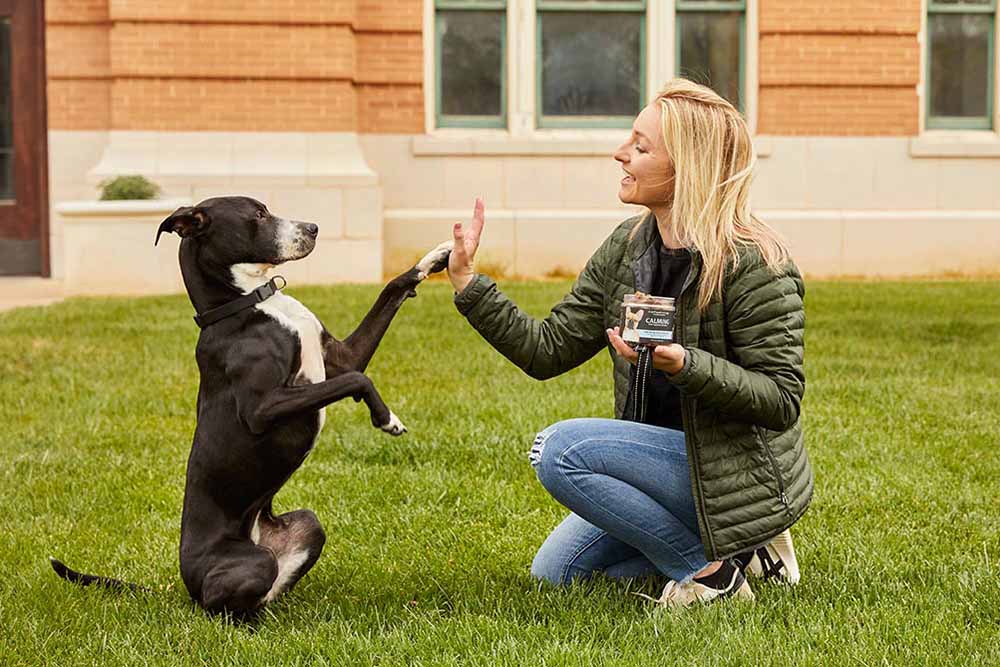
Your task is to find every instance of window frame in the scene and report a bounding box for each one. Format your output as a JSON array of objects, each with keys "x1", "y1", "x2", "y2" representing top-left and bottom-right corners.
[
  {"x1": 434, "y1": 0, "x2": 509, "y2": 129},
  {"x1": 925, "y1": 0, "x2": 996, "y2": 131}
]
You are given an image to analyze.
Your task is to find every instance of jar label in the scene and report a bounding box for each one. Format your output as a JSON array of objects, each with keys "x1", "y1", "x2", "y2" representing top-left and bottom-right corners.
[{"x1": 620, "y1": 304, "x2": 675, "y2": 345}]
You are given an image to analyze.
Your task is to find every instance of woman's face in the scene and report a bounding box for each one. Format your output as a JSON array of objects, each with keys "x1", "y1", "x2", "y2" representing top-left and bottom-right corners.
[{"x1": 614, "y1": 103, "x2": 675, "y2": 208}]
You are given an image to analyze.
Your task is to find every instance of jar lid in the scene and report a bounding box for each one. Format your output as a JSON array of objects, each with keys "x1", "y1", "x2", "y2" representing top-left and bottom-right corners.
[{"x1": 622, "y1": 293, "x2": 675, "y2": 309}]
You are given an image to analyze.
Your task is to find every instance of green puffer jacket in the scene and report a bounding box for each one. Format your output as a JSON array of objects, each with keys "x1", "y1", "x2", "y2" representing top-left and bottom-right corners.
[{"x1": 454, "y1": 212, "x2": 812, "y2": 560}]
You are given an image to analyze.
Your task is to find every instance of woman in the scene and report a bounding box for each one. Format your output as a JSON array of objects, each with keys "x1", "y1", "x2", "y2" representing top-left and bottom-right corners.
[{"x1": 447, "y1": 79, "x2": 810, "y2": 608}]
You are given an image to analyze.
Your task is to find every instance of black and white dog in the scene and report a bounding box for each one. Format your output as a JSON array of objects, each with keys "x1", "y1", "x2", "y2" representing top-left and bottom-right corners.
[{"x1": 51, "y1": 196, "x2": 451, "y2": 617}]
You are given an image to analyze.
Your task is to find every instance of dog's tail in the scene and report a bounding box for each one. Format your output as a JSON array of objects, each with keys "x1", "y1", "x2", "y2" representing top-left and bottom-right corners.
[{"x1": 49, "y1": 557, "x2": 149, "y2": 593}]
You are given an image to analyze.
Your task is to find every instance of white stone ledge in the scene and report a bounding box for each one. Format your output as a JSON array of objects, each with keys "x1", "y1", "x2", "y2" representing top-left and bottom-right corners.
[
  {"x1": 388, "y1": 207, "x2": 1000, "y2": 223},
  {"x1": 87, "y1": 131, "x2": 378, "y2": 187},
  {"x1": 412, "y1": 132, "x2": 624, "y2": 157},
  {"x1": 383, "y1": 207, "x2": 1000, "y2": 278},
  {"x1": 763, "y1": 209, "x2": 1000, "y2": 222},
  {"x1": 412, "y1": 132, "x2": 774, "y2": 158},
  {"x1": 55, "y1": 198, "x2": 189, "y2": 219},
  {"x1": 909, "y1": 131, "x2": 1000, "y2": 158},
  {"x1": 385, "y1": 207, "x2": 638, "y2": 222}
]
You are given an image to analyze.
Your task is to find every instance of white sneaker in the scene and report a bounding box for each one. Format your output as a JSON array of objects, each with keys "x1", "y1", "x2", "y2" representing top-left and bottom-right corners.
[
  {"x1": 648, "y1": 561, "x2": 754, "y2": 609},
  {"x1": 735, "y1": 529, "x2": 801, "y2": 585}
]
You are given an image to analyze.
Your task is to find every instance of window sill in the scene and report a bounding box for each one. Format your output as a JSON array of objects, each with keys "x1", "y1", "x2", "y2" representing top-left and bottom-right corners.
[
  {"x1": 909, "y1": 131, "x2": 1000, "y2": 158},
  {"x1": 412, "y1": 131, "x2": 775, "y2": 158},
  {"x1": 412, "y1": 130, "x2": 625, "y2": 157}
]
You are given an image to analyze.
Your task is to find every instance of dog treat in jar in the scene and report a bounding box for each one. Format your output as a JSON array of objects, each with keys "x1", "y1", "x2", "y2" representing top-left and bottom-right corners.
[{"x1": 619, "y1": 293, "x2": 676, "y2": 346}]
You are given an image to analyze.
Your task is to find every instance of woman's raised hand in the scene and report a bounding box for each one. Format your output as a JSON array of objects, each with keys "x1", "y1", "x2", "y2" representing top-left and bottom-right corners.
[{"x1": 448, "y1": 197, "x2": 486, "y2": 293}]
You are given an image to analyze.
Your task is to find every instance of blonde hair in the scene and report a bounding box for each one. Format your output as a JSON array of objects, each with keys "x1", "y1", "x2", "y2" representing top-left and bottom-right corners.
[{"x1": 632, "y1": 78, "x2": 790, "y2": 312}]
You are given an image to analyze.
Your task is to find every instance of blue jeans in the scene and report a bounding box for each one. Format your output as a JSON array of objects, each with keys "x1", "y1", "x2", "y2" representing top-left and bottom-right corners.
[{"x1": 529, "y1": 418, "x2": 709, "y2": 585}]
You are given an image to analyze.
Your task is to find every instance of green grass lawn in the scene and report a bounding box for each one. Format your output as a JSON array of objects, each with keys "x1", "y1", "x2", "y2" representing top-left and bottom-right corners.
[{"x1": 1, "y1": 279, "x2": 997, "y2": 666}]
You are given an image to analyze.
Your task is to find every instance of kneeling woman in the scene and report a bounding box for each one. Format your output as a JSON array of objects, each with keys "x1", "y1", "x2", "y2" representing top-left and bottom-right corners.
[{"x1": 447, "y1": 79, "x2": 811, "y2": 608}]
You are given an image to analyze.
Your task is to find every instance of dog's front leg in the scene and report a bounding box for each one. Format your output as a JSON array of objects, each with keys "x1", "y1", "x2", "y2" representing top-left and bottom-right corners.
[
  {"x1": 233, "y1": 367, "x2": 405, "y2": 436},
  {"x1": 331, "y1": 241, "x2": 452, "y2": 373}
]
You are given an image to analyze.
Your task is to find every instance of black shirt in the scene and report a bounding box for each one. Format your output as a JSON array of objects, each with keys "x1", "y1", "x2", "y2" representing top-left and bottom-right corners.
[{"x1": 643, "y1": 244, "x2": 691, "y2": 431}]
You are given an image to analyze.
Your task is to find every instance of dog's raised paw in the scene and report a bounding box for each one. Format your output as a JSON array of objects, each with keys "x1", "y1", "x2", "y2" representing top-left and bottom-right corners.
[
  {"x1": 380, "y1": 412, "x2": 408, "y2": 436},
  {"x1": 416, "y1": 240, "x2": 454, "y2": 279}
]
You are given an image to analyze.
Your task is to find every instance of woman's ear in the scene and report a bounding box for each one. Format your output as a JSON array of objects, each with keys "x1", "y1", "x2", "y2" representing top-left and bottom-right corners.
[{"x1": 154, "y1": 206, "x2": 211, "y2": 246}]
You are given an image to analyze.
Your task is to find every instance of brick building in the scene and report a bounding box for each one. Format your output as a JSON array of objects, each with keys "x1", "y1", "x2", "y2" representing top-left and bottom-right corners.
[{"x1": 4, "y1": 0, "x2": 1000, "y2": 292}]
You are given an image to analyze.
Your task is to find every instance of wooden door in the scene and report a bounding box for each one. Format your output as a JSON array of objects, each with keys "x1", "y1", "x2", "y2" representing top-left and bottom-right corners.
[{"x1": 0, "y1": 0, "x2": 48, "y2": 276}]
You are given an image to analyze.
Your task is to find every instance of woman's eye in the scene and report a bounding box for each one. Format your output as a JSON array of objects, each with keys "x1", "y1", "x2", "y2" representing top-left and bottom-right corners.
[{"x1": 635, "y1": 144, "x2": 646, "y2": 154}]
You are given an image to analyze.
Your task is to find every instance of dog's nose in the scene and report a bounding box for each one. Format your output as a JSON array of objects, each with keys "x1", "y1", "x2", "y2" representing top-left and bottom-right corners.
[{"x1": 303, "y1": 223, "x2": 319, "y2": 238}]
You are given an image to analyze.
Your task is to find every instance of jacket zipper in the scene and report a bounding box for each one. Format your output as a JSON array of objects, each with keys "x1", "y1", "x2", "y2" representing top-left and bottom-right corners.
[{"x1": 756, "y1": 425, "x2": 790, "y2": 508}]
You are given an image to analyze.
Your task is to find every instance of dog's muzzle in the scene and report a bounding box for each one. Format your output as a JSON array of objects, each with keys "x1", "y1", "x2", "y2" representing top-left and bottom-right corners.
[{"x1": 275, "y1": 219, "x2": 319, "y2": 262}]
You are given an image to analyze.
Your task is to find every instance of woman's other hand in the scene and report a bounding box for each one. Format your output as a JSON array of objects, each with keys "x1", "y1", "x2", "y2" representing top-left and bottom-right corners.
[
  {"x1": 607, "y1": 327, "x2": 686, "y2": 375},
  {"x1": 449, "y1": 197, "x2": 485, "y2": 293}
]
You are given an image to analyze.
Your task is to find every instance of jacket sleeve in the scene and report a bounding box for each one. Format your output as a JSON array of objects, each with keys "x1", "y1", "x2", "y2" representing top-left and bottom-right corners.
[
  {"x1": 667, "y1": 255, "x2": 806, "y2": 431},
  {"x1": 453, "y1": 243, "x2": 611, "y2": 381}
]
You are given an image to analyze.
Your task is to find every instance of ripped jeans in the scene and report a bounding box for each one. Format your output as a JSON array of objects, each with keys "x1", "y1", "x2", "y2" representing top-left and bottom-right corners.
[{"x1": 529, "y1": 418, "x2": 709, "y2": 585}]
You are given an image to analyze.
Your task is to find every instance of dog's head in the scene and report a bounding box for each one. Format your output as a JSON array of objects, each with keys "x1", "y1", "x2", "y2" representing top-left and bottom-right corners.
[{"x1": 155, "y1": 196, "x2": 318, "y2": 288}]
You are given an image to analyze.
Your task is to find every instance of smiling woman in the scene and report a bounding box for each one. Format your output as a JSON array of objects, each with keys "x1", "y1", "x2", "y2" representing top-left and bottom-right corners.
[{"x1": 445, "y1": 78, "x2": 808, "y2": 609}]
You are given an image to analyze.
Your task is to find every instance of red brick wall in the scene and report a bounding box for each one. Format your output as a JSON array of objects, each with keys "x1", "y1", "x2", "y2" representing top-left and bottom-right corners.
[
  {"x1": 111, "y1": 80, "x2": 356, "y2": 132},
  {"x1": 105, "y1": 0, "x2": 355, "y2": 24},
  {"x1": 758, "y1": 0, "x2": 921, "y2": 135},
  {"x1": 108, "y1": 23, "x2": 355, "y2": 79},
  {"x1": 46, "y1": 0, "x2": 111, "y2": 130},
  {"x1": 45, "y1": 0, "x2": 422, "y2": 133},
  {"x1": 354, "y1": 0, "x2": 423, "y2": 133},
  {"x1": 759, "y1": 0, "x2": 919, "y2": 35}
]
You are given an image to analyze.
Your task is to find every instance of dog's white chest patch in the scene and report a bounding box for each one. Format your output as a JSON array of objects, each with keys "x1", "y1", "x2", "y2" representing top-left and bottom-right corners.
[
  {"x1": 258, "y1": 294, "x2": 327, "y2": 434},
  {"x1": 230, "y1": 265, "x2": 327, "y2": 434},
  {"x1": 258, "y1": 294, "x2": 325, "y2": 383}
]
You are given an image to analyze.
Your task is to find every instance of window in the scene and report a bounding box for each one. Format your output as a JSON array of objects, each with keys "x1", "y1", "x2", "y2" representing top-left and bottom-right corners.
[
  {"x1": 676, "y1": 0, "x2": 745, "y2": 111},
  {"x1": 435, "y1": 0, "x2": 507, "y2": 128},
  {"x1": 927, "y1": 0, "x2": 995, "y2": 130},
  {"x1": 536, "y1": 1, "x2": 646, "y2": 128},
  {"x1": 431, "y1": 1, "x2": 748, "y2": 131}
]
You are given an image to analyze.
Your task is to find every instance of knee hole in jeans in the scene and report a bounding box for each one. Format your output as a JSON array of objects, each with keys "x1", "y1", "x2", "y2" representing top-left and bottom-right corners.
[{"x1": 529, "y1": 421, "x2": 566, "y2": 469}]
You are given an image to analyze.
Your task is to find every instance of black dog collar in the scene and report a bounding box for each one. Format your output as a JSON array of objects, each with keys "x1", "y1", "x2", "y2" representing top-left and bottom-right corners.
[{"x1": 194, "y1": 275, "x2": 287, "y2": 329}]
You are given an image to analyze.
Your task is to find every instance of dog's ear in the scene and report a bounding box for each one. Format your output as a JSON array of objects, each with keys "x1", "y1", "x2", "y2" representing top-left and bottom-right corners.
[{"x1": 155, "y1": 206, "x2": 211, "y2": 246}]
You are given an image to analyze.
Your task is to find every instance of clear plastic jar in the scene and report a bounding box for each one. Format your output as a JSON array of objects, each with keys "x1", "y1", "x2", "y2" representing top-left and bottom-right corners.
[{"x1": 619, "y1": 293, "x2": 676, "y2": 346}]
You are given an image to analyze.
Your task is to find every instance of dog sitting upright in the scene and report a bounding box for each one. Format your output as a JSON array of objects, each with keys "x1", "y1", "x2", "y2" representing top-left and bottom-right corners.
[{"x1": 50, "y1": 196, "x2": 452, "y2": 617}]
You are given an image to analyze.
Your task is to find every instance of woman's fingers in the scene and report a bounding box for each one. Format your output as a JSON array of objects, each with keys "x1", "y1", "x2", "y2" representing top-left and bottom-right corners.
[
  {"x1": 450, "y1": 223, "x2": 470, "y2": 270},
  {"x1": 446, "y1": 197, "x2": 485, "y2": 293},
  {"x1": 606, "y1": 328, "x2": 638, "y2": 364},
  {"x1": 452, "y1": 222, "x2": 466, "y2": 255},
  {"x1": 468, "y1": 197, "x2": 485, "y2": 248},
  {"x1": 651, "y1": 344, "x2": 686, "y2": 375}
]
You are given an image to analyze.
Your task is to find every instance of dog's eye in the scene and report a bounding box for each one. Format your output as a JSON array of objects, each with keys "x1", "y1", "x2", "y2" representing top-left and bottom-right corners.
[{"x1": 255, "y1": 209, "x2": 266, "y2": 220}]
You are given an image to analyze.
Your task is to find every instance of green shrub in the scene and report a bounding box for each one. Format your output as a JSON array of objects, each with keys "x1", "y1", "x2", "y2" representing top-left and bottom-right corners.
[{"x1": 98, "y1": 175, "x2": 161, "y2": 201}]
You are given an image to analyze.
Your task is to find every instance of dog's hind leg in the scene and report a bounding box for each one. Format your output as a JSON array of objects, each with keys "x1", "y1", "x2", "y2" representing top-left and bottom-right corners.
[
  {"x1": 199, "y1": 546, "x2": 278, "y2": 617},
  {"x1": 254, "y1": 509, "x2": 326, "y2": 603}
]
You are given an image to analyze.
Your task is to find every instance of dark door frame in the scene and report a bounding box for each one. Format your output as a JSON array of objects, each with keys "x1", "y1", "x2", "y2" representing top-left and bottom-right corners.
[{"x1": 0, "y1": 0, "x2": 49, "y2": 277}]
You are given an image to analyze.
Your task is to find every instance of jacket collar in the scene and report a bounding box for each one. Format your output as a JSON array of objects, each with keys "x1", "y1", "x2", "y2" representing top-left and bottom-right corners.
[
  {"x1": 628, "y1": 210, "x2": 658, "y2": 261},
  {"x1": 627, "y1": 211, "x2": 701, "y2": 293}
]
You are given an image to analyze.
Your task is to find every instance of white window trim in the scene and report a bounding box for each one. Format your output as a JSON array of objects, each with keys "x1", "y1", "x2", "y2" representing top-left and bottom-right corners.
[
  {"x1": 911, "y1": 0, "x2": 1000, "y2": 157},
  {"x1": 418, "y1": 0, "x2": 759, "y2": 156}
]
